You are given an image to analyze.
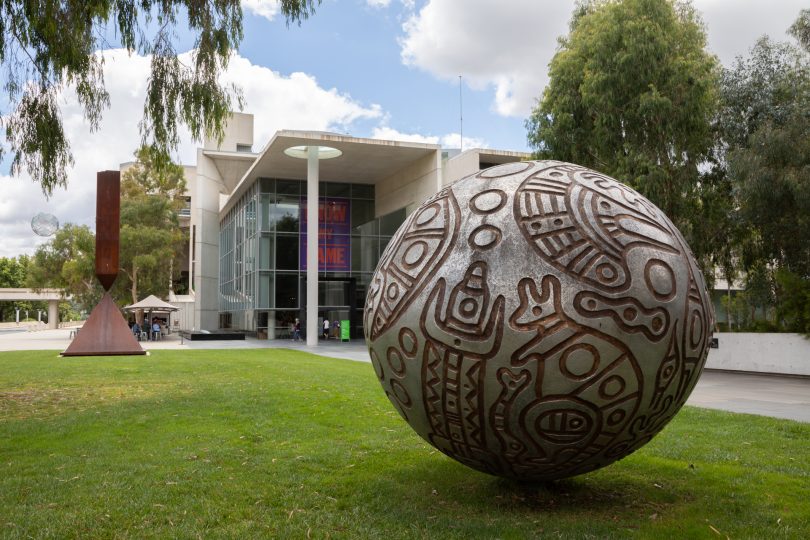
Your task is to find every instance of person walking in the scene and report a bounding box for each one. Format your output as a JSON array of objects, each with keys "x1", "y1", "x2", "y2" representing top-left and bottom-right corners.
[
  {"x1": 293, "y1": 318, "x2": 301, "y2": 341},
  {"x1": 323, "y1": 318, "x2": 329, "y2": 339}
]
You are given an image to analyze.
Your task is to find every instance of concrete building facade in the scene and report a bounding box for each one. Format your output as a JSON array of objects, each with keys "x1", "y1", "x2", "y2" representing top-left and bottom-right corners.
[{"x1": 176, "y1": 113, "x2": 528, "y2": 339}]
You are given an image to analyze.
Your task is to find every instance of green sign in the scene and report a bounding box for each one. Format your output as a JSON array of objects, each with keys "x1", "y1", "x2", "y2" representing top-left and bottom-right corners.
[{"x1": 340, "y1": 320, "x2": 350, "y2": 341}]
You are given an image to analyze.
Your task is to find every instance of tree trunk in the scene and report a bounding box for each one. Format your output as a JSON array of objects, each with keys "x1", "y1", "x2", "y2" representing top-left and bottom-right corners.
[{"x1": 131, "y1": 264, "x2": 138, "y2": 305}]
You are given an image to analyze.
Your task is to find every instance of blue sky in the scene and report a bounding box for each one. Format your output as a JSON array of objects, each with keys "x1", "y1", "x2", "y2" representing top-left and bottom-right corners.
[
  {"x1": 235, "y1": 0, "x2": 527, "y2": 150},
  {"x1": 237, "y1": 1, "x2": 522, "y2": 150},
  {"x1": 1, "y1": 0, "x2": 807, "y2": 257}
]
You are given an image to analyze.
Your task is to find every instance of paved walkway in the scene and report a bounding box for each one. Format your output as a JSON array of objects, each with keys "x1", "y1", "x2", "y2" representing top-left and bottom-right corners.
[
  {"x1": 0, "y1": 327, "x2": 372, "y2": 359},
  {"x1": 1, "y1": 328, "x2": 807, "y2": 422},
  {"x1": 686, "y1": 370, "x2": 810, "y2": 423}
]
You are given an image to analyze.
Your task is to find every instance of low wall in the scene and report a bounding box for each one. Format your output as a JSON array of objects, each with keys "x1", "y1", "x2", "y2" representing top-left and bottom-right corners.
[
  {"x1": 169, "y1": 299, "x2": 195, "y2": 332},
  {"x1": 706, "y1": 332, "x2": 810, "y2": 377}
]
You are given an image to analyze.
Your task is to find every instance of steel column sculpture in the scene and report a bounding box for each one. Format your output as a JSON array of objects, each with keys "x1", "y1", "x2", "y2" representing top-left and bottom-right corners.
[
  {"x1": 63, "y1": 171, "x2": 145, "y2": 356},
  {"x1": 364, "y1": 161, "x2": 714, "y2": 481}
]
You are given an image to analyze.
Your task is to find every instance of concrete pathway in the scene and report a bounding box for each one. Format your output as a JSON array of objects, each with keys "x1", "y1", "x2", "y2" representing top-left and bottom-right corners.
[
  {"x1": 0, "y1": 327, "x2": 372, "y2": 359},
  {"x1": 1, "y1": 328, "x2": 807, "y2": 422},
  {"x1": 686, "y1": 370, "x2": 810, "y2": 423}
]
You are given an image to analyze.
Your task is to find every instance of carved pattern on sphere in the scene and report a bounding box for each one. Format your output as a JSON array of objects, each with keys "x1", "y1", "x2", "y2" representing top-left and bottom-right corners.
[{"x1": 364, "y1": 160, "x2": 715, "y2": 481}]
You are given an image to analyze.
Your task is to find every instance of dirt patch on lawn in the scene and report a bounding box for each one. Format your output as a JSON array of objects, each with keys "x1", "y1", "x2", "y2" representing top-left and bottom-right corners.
[{"x1": 0, "y1": 384, "x2": 188, "y2": 420}]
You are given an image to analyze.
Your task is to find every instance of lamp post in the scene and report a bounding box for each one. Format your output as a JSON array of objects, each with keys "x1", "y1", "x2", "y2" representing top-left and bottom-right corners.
[{"x1": 283, "y1": 145, "x2": 342, "y2": 347}]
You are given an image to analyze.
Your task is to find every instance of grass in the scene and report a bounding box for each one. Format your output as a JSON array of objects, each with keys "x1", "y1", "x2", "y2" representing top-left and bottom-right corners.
[{"x1": 0, "y1": 349, "x2": 808, "y2": 539}]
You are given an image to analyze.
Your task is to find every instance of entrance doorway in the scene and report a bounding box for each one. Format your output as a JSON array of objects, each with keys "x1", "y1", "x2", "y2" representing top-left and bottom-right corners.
[
  {"x1": 319, "y1": 308, "x2": 349, "y2": 340},
  {"x1": 313, "y1": 276, "x2": 359, "y2": 339}
]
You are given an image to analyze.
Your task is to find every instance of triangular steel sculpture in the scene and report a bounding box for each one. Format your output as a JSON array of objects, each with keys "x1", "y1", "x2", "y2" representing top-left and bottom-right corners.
[
  {"x1": 62, "y1": 292, "x2": 145, "y2": 356},
  {"x1": 62, "y1": 171, "x2": 146, "y2": 356}
]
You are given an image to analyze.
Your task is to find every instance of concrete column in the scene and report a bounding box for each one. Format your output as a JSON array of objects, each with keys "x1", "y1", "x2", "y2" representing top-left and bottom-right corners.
[
  {"x1": 48, "y1": 300, "x2": 58, "y2": 329},
  {"x1": 15, "y1": 308, "x2": 19, "y2": 325},
  {"x1": 193, "y1": 151, "x2": 226, "y2": 331},
  {"x1": 268, "y1": 311, "x2": 276, "y2": 339},
  {"x1": 306, "y1": 146, "x2": 319, "y2": 347}
]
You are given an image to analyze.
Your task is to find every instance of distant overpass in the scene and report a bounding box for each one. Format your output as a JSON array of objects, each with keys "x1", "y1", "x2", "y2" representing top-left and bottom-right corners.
[{"x1": 0, "y1": 288, "x2": 65, "y2": 329}]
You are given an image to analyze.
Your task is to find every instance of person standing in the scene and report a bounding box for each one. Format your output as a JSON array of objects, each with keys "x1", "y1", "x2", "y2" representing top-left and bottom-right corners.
[
  {"x1": 293, "y1": 318, "x2": 301, "y2": 341},
  {"x1": 323, "y1": 318, "x2": 329, "y2": 339}
]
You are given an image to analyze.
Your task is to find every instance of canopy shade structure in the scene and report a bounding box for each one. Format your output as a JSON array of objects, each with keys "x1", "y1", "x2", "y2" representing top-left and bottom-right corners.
[{"x1": 123, "y1": 295, "x2": 179, "y2": 312}]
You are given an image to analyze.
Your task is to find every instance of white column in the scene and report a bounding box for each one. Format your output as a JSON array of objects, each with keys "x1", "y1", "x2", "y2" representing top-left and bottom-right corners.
[
  {"x1": 268, "y1": 311, "x2": 276, "y2": 339},
  {"x1": 48, "y1": 300, "x2": 59, "y2": 330},
  {"x1": 306, "y1": 147, "x2": 319, "y2": 347}
]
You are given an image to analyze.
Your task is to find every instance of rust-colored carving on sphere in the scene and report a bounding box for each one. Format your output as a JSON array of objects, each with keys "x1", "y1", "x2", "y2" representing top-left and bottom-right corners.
[{"x1": 364, "y1": 160, "x2": 714, "y2": 481}]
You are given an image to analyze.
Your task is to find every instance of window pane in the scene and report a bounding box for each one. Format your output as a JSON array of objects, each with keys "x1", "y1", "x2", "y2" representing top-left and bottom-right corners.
[
  {"x1": 380, "y1": 236, "x2": 392, "y2": 260},
  {"x1": 351, "y1": 199, "x2": 375, "y2": 232},
  {"x1": 259, "y1": 235, "x2": 275, "y2": 270},
  {"x1": 326, "y1": 182, "x2": 351, "y2": 197},
  {"x1": 319, "y1": 280, "x2": 348, "y2": 306},
  {"x1": 272, "y1": 196, "x2": 300, "y2": 233},
  {"x1": 276, "y1": 179, "x2": 300, "y2": 195},
  {"x1": 258, "y1": 272, "x2": 273, "y2": 308},
  {"x1": 260, "y1": 194, "x2": 271, "y2": 231},
  {"x1": 352, "y1": 183, "x2": 375, "y2": 199},
  {"x1": 276, "y1": 234, "x2": 299, "y2": 270},
  {"x1": 354, "y1": 273, "x2": 371, "y2": 311},
  {"x1": 380, "y1": 208, "x2": 406, "y2": 235},
  {"x1": 352, "y1": 236, "x2": 378, "y2": 273},
  {"x1": 276, "y1": 274, "x2": 299, "y2": 308},
  {"x1": 260, "y1": 178, "x2": 274, "y2": 193}
]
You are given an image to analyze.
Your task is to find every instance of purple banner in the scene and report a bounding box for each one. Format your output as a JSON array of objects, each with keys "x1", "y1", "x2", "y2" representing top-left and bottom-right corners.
[{"x1": 300, "y1": 197, "x2": 351, "y2": 271}]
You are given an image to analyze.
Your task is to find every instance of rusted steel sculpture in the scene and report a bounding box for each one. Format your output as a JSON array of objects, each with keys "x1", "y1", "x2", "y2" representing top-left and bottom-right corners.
[
  {"x1": 63, "y1": 171, "x2": 145, "y2": 356},
  {"x1": 364, "y1": 161, "x2": 714, "y2": 481}
]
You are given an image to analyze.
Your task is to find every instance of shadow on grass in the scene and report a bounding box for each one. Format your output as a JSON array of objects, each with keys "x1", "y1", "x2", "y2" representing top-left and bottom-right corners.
[{"x1": 375, "y1": 455, "x2": 685, "y2": 515}]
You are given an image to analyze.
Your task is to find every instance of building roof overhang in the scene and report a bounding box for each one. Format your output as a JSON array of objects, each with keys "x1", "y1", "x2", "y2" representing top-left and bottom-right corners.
[
  {"x1": 473, "y1": 148, "x2": 532, "y2": 163},
  {"x1": 220, "y1": 130, "x2": 440, "y2": 216}
]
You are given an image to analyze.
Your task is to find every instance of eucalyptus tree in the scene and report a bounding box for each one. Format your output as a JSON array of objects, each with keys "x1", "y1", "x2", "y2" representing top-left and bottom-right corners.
[
  {"x1": 719, "y1": 10, "x2": 810, "y2": 330},
  {"x1": 26, "y1": 147, "x2": 190, "y2": 310},
  {"x1": 26, "y1": 224, "x2": 100, "y2": 311},
  {"x1": 526, "y1": 0, "x2": 721, "y2": 262},
  {"x1": 0, "y1": 0, "x2": 320, "y2": 196},
  {"x1": 0, "y1": 255, "x2": 37, "y2": 321},
  {"x1": 116, "y1": 146, "x2": 188, "y2": 304}
]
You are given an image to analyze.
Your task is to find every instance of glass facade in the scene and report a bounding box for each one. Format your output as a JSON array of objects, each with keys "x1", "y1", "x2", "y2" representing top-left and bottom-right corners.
[{"x1": 219, "y1": 178, "x2": 406, "y2": 338}]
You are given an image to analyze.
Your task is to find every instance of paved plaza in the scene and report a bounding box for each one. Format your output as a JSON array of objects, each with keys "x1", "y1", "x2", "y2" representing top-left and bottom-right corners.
[{"x1": 1, "y1": 327, "x2": 808, "y2": 423}]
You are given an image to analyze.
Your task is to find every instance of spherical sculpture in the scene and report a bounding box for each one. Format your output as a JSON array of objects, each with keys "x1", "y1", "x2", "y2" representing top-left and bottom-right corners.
[
  {"x1": 31, "y1": 212, "x2": 59, "y2": 237},
  {"x1": 364, "y1": 160, "x2": 714, "y2": 481}
]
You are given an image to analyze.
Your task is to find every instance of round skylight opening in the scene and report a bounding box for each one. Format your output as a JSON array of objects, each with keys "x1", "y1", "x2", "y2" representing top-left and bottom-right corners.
[{"x1": 283, "y1": 145, "x2": 342, "y2": 160}]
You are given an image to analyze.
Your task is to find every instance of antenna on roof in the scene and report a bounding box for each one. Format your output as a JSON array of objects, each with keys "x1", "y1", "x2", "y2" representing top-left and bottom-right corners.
[{"x1": 459, "y1": 75, "x2": 463, "y2": 152}]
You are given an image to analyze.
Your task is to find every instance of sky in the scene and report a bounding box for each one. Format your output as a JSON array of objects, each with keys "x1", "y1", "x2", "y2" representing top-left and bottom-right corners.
[{"x1": 1, "y1": 0, "x2": 807, "y2": 258}]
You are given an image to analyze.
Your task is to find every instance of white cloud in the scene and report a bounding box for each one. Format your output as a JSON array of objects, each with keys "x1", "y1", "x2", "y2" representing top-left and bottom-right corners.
[
  {"x1": 371, "y1": 126, "x2": 486, "y2": 150},
  {"x1": 400, "y1": 0, "x2": 808, "y2": 119},
  {"x1": 400, "y1": 0, "x2": 572, "y2": 118},
  {"x1": 0, "y1": 49, "x2": 382, "y2": 258},
  {"x1": 242, "y1": 0, "x2": 280, "y2": 21},
  {"x1": 221, "y1": 55, "x2": 382, "y2": 148},
  {"x1": 367, "y1": 0, "x2": 415, "y2": 9},
  {"x1": 694, "y1": 0, "x2": 807, "y2": 65}
]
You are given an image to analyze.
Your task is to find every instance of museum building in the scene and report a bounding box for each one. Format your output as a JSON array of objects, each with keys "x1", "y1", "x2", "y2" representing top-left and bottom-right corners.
[{"x1": 170, "y1": 113, "x2": 528, "y2": 341}]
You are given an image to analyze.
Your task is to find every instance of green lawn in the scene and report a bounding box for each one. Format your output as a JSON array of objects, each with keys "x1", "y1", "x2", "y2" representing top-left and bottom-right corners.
[{"x1": 1, "y1": 350, "x2": 808, "y2": 539}]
